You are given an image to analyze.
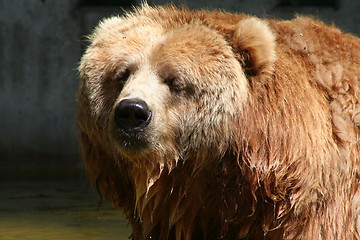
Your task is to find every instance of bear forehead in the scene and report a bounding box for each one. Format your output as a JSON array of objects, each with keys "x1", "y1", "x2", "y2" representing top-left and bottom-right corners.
[
  {"x1": 152, "y1": 25, "x2": 235, "y2": 66},
  {"x1": 90, "y1": 19, "x2": 236, "y2": 71}
]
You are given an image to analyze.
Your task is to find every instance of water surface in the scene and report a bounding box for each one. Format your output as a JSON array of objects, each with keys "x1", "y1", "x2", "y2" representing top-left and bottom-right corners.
[{"x1": 0, "y1": 181, "x2": 131, "y2": 240}]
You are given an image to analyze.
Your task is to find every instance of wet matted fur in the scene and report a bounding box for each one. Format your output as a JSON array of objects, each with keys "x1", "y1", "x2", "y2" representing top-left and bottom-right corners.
[{"x1": 78, "y1": 4, "x2": 360, "y2": 240}]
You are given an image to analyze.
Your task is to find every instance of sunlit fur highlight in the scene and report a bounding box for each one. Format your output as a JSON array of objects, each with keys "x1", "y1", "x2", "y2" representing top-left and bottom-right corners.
[{"x1": 78, "y1": 4, "x2": 360, "y2": 240}]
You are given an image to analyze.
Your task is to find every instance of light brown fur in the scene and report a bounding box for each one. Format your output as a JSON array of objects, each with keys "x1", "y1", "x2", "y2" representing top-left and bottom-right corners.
[{"x1": 78, "y1": 4, "x2": 360, "y2": 240}]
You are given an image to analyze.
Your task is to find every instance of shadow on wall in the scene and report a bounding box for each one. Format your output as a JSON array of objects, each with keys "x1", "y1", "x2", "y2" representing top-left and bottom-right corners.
[{"x1": 0, "y1": 0, "x2": 136, "y2": 182}]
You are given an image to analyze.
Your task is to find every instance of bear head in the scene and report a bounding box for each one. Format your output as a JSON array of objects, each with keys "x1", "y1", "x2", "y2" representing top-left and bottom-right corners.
[{"x1": 78, "y1": 5, "x2": 276, "y2": 171}]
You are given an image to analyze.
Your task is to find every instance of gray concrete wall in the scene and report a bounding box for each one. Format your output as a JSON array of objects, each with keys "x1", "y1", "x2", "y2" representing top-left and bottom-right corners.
[
  {"x1": 0, "y1": 0, "x2": 359, "y2": 180},
  {"x1": 0, "y1": 0, "x2": 82, "y2": 180}
]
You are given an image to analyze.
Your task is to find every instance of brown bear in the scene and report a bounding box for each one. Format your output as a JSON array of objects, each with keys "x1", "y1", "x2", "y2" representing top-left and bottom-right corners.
[{"x1": 77, "y1": 4, "x2": 360, "y2": 240}]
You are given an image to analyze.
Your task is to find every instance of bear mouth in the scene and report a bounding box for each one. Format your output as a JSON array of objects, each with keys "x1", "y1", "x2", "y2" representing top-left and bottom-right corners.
[{"x1": 112, "y1": 129, "x2": 151, "y2": 153}]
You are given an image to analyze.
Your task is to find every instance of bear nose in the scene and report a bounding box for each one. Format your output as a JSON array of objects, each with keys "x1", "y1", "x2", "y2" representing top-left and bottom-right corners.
[{"x1": 114, "y1": 98, "x2": 152, "y2": 132}]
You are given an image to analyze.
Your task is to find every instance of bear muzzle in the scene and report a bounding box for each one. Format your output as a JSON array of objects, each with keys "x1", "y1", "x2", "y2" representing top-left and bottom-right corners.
[{"x1": 114, "y1": 98, "x2": 152, "y2": 133}]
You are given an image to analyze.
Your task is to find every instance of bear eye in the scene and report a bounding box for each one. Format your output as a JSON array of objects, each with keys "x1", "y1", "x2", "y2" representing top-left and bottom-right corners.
[
  {"x1": 164, "y1": 77, "x2": 182, "y2": 92},
  {"x1": 115, "y1": 69, "x2": 131, "y2": 83}
]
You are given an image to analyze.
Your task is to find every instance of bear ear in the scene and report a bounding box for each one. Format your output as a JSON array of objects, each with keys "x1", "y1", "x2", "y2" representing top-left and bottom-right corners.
[{"x1": 232, "y1": 17, "x2": 277, "y2": 76}]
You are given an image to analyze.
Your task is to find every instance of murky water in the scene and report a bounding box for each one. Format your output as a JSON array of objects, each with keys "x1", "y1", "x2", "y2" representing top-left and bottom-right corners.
[{"x1": 0, "y1": 181, "x2": 131, "y2": 240}]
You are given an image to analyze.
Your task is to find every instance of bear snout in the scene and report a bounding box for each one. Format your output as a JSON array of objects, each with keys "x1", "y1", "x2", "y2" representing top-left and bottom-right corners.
[{"x1": 114, "y1": 98, "x2": 152, "y2": 132}]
